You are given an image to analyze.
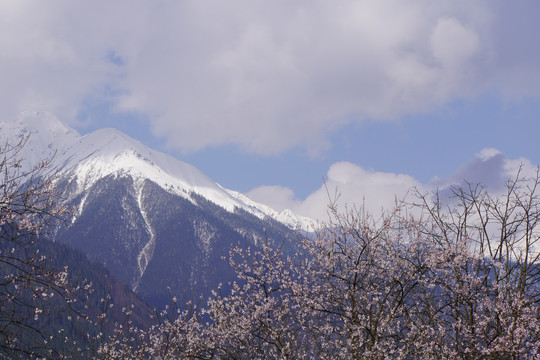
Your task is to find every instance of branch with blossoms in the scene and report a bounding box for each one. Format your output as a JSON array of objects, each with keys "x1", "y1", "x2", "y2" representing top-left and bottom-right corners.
[{"x1": 0, "y1": 137, "x2": 96, "y2": 359}]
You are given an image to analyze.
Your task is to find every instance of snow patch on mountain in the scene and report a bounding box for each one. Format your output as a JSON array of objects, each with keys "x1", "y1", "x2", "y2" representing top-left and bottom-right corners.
[{"x1": 134, "y1": 180, "x2": 156, "y2": 291}]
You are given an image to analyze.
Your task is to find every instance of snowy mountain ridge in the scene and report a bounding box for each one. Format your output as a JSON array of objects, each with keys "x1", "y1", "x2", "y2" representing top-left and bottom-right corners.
[{"x1": 1, "y1": 111, "x2": 313, "y2": 230}]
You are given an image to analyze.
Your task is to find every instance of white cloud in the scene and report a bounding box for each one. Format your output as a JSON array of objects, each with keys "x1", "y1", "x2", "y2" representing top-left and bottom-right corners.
[
  {"x1": 248, "y1": 150, "x2": 538, "y2": 221},
  {"x1": 250, "y1": 161, "x2": 423, "y2": 221},
  {"x1": 246, "y1": 185, "x2": 301, "y2": 213},
  {"x1": 432, "y1": 148, "x2": 536, "y2": 191},
  {"x1": 431, "y1": 17, "x2": 480, "y2": 69},
  {"x1": 0, "y1": 0, "x2": 539, "y2": 153}
]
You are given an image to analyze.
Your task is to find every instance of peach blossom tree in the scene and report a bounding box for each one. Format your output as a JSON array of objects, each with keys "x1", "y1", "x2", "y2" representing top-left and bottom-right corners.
[{"x1": 101, "y1": 168, "x2": 540, "y2": 359}]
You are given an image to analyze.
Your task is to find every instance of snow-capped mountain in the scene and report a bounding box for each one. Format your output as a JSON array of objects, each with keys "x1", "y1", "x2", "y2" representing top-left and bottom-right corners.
[
  {"x1": 1, "y1": 111, "x2": 312, "y2": 306},
  {"x1": 2, "y1": 111, "x2": 311, "y2": 228}
]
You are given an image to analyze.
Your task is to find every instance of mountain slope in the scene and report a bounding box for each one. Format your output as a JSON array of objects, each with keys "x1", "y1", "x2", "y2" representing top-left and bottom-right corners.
[{"x1": 1, "y1": 111, "x2": 311, "y2": 306}]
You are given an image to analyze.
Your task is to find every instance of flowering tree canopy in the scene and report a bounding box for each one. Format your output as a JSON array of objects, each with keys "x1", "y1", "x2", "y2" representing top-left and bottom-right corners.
[
  {"x1": 101, "y1": 167, "x2": 540, "y2": 359},
  {"x1": 0, "y1": 138, "x2": 93, "y2": 358}
]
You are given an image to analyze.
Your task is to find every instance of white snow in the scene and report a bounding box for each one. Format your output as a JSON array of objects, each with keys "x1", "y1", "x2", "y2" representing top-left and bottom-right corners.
[
  {"x1": 72, "y1": 192, "x2": 89, "y2": 224},
  {"x1": 0, "y1": 111, "x2": 314, "y2": 231},
  {"x1": 0, "y1": 111, "x2": 80, "y2": 174},
  {"x1": 134, "y1": 180, "x2": 156, "y2": 290}
]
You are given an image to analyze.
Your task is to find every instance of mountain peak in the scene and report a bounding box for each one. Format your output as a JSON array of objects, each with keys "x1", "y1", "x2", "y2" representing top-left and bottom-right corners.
[
  {"x1": 1, "y1": 111, "x2": 313, "y2": 230},
  {"x1": 0, "y1": 111, "x2": 80, "y2": 171},
  {"x1": 11, "y1": 110, "x2": 78, "y2": 137}
]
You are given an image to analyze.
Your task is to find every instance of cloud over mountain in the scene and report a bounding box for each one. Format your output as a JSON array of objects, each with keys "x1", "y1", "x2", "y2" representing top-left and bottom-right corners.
[
  {"x1": 1, "y1": 1, "x2": 540, "y2": 154},
  {"x1": 248, "y1": 149, "x2": 537, "y2": 221}
]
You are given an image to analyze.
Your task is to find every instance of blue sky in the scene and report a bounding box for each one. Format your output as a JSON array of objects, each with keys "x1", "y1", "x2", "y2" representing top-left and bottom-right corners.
[{"x1": 1, "y1": 1, "x2": 540, "y2": 219}]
